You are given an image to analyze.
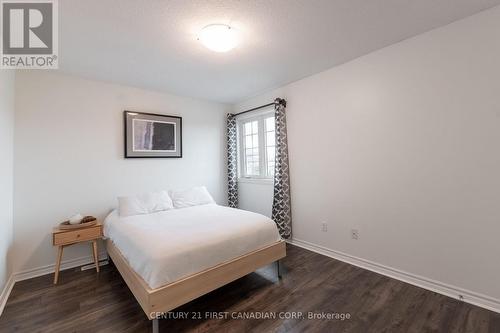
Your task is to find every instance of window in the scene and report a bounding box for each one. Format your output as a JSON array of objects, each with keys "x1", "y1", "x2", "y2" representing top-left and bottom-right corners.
[{"x1": 238, "y1": 111, "x2": 275, "y2": 180}]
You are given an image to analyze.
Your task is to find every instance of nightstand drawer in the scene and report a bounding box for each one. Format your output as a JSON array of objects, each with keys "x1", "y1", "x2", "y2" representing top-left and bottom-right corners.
[{"x1": 53, "y1": 226, "x2": 102, "y2": 246}]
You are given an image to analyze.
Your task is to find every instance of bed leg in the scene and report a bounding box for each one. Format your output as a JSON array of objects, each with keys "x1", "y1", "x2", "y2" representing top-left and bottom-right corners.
[
  {"x1": 152, "y1": 319, "x2": 159, "y2": 333},
  {"x1": 276, "y1": 260, "x2": 282, "y2": 279}
]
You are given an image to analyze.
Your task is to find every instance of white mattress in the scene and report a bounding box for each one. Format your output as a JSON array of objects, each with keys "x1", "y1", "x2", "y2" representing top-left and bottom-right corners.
[{"x1": 103, "y1": 204, "x2": 281, "y2": 289}]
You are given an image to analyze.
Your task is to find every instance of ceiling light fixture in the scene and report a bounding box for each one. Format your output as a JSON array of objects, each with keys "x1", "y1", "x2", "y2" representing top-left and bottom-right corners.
[{"x1": 198, "y1": 24, "x2": 239, "y2": 52}]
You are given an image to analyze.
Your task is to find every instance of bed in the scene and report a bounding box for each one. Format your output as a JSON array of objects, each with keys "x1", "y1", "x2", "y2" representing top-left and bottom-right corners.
[{"x1": 104, "y1": 204, "x2": 286, "y2": 332}]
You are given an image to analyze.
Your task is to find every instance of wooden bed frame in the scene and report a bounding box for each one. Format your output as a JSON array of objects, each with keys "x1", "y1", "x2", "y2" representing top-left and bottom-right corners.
[{"x1": 106, "y1": 239, "x2": 286, "y2": 332}]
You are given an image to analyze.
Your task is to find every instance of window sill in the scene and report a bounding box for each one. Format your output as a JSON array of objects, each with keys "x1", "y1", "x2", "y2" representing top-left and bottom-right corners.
[{"x1": 238, "y1": 178, "x2": 274, "y2": 185}]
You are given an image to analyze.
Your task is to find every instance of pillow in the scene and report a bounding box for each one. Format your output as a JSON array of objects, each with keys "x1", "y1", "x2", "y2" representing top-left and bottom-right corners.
[
  {"x1": 118, "y1": 191, "x2": 173, "y2": 217},
  {"x1": 169, "y1": 186, "x2": 216, "y2": 209}
]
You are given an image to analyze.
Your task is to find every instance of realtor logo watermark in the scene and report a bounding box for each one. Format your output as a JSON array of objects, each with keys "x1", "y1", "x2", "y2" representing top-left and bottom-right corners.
[{"x1": 1, "y1": 0, "x2": 58, "y2": 69}]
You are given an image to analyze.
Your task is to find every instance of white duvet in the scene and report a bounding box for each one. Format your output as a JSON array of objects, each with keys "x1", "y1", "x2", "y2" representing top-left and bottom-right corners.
[{"x1": 103, "y1": 204, "x2": 281, "y2": 289}]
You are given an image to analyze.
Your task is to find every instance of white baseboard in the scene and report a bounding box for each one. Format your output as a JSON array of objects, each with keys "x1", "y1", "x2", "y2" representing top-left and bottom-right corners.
[
  {"x1": 0, "y1": 251, "x2": 108, "y2": 317},
  {"x1": 0, "y1": 275, "x2": 15, "y2": 316},
  {"x1": 14, "y1": 251, "x2": 108, "y2": 282},
  {"x1": 287, "y1": 238, "x2": 500, "y2": 314}
]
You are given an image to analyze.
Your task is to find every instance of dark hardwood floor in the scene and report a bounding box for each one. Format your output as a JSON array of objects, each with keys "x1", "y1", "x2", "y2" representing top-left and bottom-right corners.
[{"x1": 1, "y1": 244, "x2": 499, "y2": 333}]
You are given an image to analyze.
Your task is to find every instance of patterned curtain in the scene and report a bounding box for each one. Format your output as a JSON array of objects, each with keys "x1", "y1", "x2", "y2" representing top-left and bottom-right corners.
[
  {"x1": 227, "y1": 113, "x2": 238, "y2": 208},
  {"x1": 272, "y1": 99, "x2": 292, "y2": 239}
]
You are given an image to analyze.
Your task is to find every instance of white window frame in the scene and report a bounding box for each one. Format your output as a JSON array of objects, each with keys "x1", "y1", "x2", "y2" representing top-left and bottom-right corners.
[{"x1": 236, "y1": 108, "x2": 275, "y2": 184}]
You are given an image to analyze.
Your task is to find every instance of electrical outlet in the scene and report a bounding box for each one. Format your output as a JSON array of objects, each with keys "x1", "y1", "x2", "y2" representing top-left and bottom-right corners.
[
  {"x1": 321, "y1": 222, "x2": 328, "y2": 232},
  {"x1": 351, "y1": 229, "x2": 359, "y2": 240}
]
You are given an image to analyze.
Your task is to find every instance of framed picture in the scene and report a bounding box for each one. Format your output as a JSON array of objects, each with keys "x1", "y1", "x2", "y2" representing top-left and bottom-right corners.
[{"x1": 124, "y1": 111, "x2": 182, "y2": 158}]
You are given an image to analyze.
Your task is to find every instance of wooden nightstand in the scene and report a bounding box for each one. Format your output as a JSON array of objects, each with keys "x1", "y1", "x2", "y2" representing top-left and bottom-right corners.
[{"x1": 52, "y1": 223, "x2": 103, "y2": 284}]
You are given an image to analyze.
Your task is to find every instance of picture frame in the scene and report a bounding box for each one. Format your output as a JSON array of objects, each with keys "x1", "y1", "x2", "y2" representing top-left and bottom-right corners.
[{"x1": 124, "y1": 111, "x2": 182, "y2": 158}]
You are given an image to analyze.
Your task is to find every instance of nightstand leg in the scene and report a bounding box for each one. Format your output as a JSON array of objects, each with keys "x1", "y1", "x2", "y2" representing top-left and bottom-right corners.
[
  {"x1": 54, "y1": 246, "x2": 63, "y2": 284},
  {"x1": 92, "y1": 240, "x2": 99, "y2": 273}
]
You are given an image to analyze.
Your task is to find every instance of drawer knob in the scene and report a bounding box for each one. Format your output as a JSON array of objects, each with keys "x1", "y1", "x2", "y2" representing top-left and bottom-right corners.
[{"x1": 77, "y1": 234, "x2": 81, "y2": 238}]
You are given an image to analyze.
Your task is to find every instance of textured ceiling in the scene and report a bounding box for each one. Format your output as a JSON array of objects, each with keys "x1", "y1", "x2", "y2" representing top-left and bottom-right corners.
[{"x1": 58, "y1": 0, "x2": 500, "y2": 103}]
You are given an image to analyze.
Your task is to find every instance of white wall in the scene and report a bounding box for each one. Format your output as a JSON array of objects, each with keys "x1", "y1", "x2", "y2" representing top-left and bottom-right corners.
[
  {"x1": 238, "y1": 181, "x2": 273, "y2": 217},
  {"x1": 14, "y1": 71, "x2": 229, "y2": 273},
  {"x1": 0, "y1": 71, "x2": 15, "y2": 295},
  {"x1": 235, "y1": 6, "x2": 500, "y2": 302}
]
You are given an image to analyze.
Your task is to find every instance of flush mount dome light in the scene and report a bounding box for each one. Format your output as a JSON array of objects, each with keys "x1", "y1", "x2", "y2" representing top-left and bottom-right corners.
[{"x1": 198, "y1": 24, "x2": 239, "y2": 52}]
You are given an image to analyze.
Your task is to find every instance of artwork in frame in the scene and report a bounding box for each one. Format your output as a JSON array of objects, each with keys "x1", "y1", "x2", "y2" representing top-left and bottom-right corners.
[{"x1": 124, "y1": 111, "x2": 182, "y2": 158}]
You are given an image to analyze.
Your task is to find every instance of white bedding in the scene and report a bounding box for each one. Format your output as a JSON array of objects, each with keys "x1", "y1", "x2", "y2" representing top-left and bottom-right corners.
[{"x1": 103, "y1": 204, "x2": 281, "y2": 289}]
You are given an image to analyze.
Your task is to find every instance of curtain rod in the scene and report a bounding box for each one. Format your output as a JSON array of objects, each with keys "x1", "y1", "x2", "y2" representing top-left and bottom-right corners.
[{"x1": 234, "y1": 98, "x2": 286, "y2": 116}]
